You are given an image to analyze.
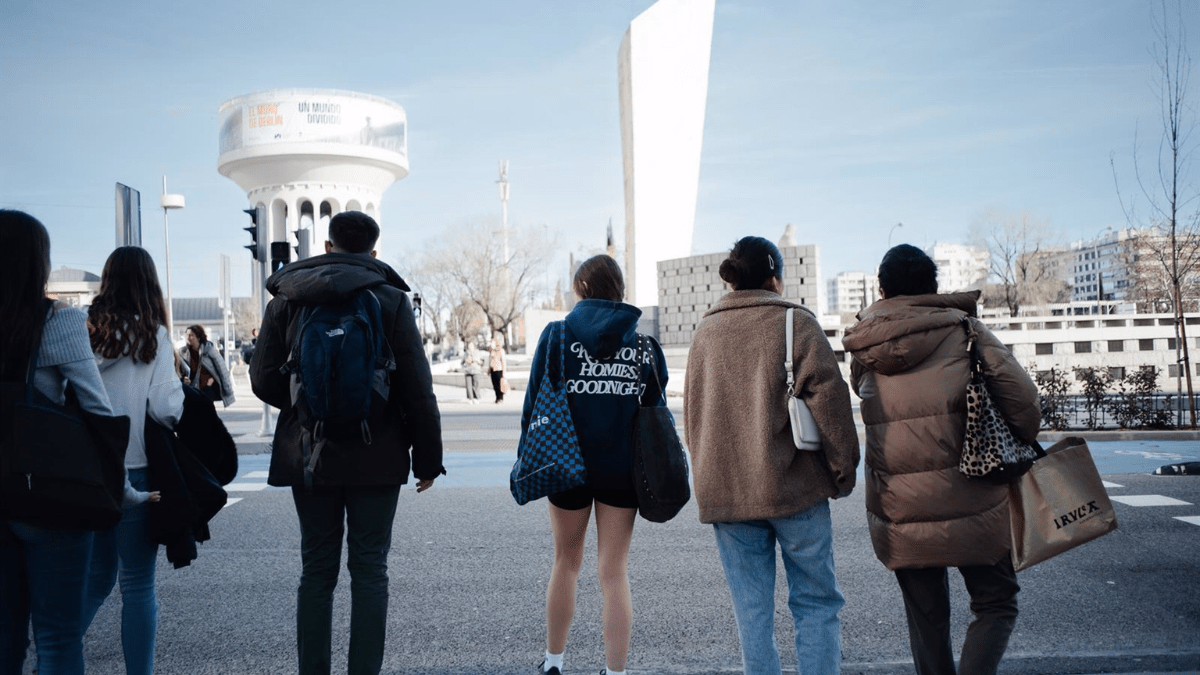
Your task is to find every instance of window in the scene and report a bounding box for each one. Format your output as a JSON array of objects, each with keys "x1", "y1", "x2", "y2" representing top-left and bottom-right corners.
[
  {"x1": 1169, "y1": 364, "x2": 1180, "y2": 378},
  {"x1": 1035, "y1": 343, "x2": 1053, "y2": 355},
  {"x1": 1108, "y1": 340, "x2": 1124, "y2": 352},
  {"x1": 1167, "y1": 338, "x2": 1178, "y2": 350},
  {"x1": 1108, "y1": 367, "x2": 1126, "y2": 380},
  {"x1": 1074, "y1": 342, "x2": 1092, "y2": 354},
  {"x1": 1139, "y1": 339, "x2": 1155, "y2": 351}
]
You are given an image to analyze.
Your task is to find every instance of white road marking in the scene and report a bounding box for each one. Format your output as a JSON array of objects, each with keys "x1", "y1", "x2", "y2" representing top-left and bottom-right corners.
[
  {"x1": 1174, "y1": 516, "x2": 1200, "y2": 526},
  {"x1": 1109, "y1": 495, "x2": 1193, "y2": 507},
  {"x1": 222, "y1": 498, "x2": 243, "y2": 508},
  {"x1": 1102, "y1": 481, "x2": 1124, "y2": 488},
  {"x1": 225, "y1": 483, "x2": 269, "y2": 492},
  {"x1": 243, "y1": 471, "x2": 270, "y2": 478}
]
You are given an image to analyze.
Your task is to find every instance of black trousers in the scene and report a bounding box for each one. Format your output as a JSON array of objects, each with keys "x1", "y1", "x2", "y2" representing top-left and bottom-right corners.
[
  {"x1": 489, "y1": 370, "x2": 504, "y2": 401},
  {"x1": 893, "y1": 555, "x2": 1019, "y2": 675}
]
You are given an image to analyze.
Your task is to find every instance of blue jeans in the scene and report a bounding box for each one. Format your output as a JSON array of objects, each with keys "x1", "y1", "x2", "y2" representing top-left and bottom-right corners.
[
  {"x1": 83, "y1": 468, "x2": 159, "y2": 675},
  {"x1": 1, "y1": 521, "x2": 93, "y2": 675},
  {"x1": 292, "y1": 484, "x2": 401, "y2": 675},
  {"x1": 712, "y1": 500, "x2": 844, "y2": 675}
]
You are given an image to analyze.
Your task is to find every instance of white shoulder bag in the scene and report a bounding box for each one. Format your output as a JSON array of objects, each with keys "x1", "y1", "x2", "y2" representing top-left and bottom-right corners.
[{"x1": 785, "y1": 307, "x2": 822, "y2": 451}]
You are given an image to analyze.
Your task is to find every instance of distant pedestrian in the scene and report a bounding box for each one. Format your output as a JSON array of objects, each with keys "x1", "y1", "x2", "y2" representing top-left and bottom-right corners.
[
  {"x1": 488, "y1": 335, "x2": 506, "y2": 403},
  {"x1": 179, "y1": 324, "x2": 234, "y2": 407},
  {"x1": 462, "y1": 340, "x2": 482, "y2": 403},
  {"x1": 83, "y1": 246, "x2": 182, "y2": 675},
  {"x1": 525, "y1": 254, "x2": 668, "y2": 675},
  {"x1": 250, "y1": 210, "x2": 444, "y2": 675},
  {"x1": 684, "y1": 236, "x2": 860, "y2": 675},
  {"x1": 841, "y1": 244, "x2": 1041, "y2": 675},
  {"x1": 1, "y1": 209, "x2": 117, "y2": 675}
]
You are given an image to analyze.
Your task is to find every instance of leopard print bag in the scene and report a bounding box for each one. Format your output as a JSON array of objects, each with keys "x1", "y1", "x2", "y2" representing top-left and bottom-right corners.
[{"x1": 959, "y1": 319, "x2": 1043, "y2": 484}]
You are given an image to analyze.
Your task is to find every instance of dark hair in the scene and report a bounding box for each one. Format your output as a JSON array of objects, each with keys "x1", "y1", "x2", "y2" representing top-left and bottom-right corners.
[
  {"x1": 573, "y1": 254, "x2": 625, "y2": 301},
  {"x1": 878, "y1": 244, "x2": 938, "y2": 297},
  {"x1": 328, "y1": 211, "x2": 380, "y2": 253},
  {"x1": 0, "y1": 209, "x2": 52, "y2": 380},
  {"x1": 718, "y1": 236, "x2": 783, "y2": 291},
  {"x1": 89, "y1": 246, "x2": 168, "y2": 364},
  {"x1": 186, "y1": 324, "x2": 209, "y2": 348}
]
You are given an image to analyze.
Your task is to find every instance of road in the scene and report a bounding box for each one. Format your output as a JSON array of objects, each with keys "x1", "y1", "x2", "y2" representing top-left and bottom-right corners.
[{"x1": 72, "y1": 384, "x2": 1200, "y2": 675}]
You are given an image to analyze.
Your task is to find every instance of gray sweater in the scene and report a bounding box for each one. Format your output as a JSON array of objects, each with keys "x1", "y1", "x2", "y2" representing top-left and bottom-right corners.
[
  {"x1": 95, "y1": 325, "x2": 185, "y2": 469},
  {"x1": 33, "y1": 303, "x2": 112, "y2": 415}
]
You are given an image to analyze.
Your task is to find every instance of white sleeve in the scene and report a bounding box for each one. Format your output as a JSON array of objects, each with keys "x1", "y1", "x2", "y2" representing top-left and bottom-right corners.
[{"x1": 146, "y1": 327, "x2": 184, "y2": 429}]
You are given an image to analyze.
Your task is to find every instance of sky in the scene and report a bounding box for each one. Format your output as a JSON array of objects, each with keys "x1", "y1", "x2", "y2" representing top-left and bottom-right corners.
[{"x1": 3, "y1": 0, "x2": 1197, "y2": 303}]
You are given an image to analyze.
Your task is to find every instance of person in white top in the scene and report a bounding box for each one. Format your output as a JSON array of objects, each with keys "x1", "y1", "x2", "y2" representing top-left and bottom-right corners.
[{"x1": 82, "y1": 246, "x2": 184, "y2": 675}]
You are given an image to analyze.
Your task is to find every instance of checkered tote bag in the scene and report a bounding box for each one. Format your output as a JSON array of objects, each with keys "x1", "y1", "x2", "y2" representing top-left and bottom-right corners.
[{"x1": 510, "y1": 322, "x2": 587, "y2": 505}]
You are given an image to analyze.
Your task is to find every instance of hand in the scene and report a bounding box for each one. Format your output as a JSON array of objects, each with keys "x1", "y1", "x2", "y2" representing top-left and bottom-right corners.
[
  {"x1": 415, "y1": 478, "x2": 435, "y2": 493},
  {"x1": 147, "y1": 491, "x2": 162, "y2": 503}
]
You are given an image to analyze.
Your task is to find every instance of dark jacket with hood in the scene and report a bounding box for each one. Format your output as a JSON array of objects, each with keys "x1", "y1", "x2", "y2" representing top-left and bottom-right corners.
[
  {"x1": 521, "y1": 299, "x2": 667, "y2": 492},
  {"x1": 841, "y1": 291, "x2": 1041, "y2": 570},
  {"x1": 250, "y1": 253, "x2": 444, "y2": 487}
]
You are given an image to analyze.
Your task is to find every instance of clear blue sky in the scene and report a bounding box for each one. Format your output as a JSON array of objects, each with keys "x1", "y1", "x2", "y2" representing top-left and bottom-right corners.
[{"x1": 3, "y1": 0, "x2": 1194, "y2": 300}]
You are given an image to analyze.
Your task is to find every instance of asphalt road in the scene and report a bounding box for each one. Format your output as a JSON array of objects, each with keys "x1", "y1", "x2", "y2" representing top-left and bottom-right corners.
[{"x1": 71, "y1": 387, "x2": 1200, "y2": 675}]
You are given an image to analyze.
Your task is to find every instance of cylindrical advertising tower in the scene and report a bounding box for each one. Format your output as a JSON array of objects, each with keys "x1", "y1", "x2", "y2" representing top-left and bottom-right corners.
[{"x1": 218, "y1": 89, "x2": 408, "y2": 263}]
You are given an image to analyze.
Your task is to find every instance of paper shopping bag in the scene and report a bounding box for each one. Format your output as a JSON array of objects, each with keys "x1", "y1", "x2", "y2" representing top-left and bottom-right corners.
[{"x1": 1009, "y1": 437, "x2": 1118, "y2": 572}]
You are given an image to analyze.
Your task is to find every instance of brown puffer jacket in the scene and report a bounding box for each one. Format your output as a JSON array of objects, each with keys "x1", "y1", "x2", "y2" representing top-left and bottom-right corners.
[
  {"x1": 685, "y1": 290, "x2": 861, "y2": 524},
  {"x1": 841, "y1": 291, "x2": 1040, "y2": 570}
]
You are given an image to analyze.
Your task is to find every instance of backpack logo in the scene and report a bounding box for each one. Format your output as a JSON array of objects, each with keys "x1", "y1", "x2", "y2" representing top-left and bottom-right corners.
[{"x1": 280, "y1": 289, "x2": 396, "y2": 459}]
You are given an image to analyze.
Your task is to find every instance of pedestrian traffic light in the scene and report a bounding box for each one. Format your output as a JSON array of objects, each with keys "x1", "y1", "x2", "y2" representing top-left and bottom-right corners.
[
  {"x1": 270, "y1": 241, "x2": 291, "y2": 274},
  {"x1": 243, "y1": 208, "x2": 260, "y2": 261},
  {"x1": 412, "y1": 292, "x2": 422, "y2": 318}
]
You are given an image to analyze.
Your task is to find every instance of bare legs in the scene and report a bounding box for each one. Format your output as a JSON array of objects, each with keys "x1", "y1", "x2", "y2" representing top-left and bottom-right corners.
[{"x1": 546, "y1": 502, "x2": 637, "y2": 672}]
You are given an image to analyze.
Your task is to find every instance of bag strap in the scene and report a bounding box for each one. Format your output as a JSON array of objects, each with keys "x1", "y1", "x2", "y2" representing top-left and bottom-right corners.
[
  {"x1": 19, "y1": 299, "x2": 55, "y2": 391},
  {"x1": 785, "y1": 307, "x2": 796, "y2": 398},
  {"x1": 636, "y1": 334, "x2": 664, "y2": 407},
  {"x1": 961, "y1": 317, "x2": 983, "y2": 376}
]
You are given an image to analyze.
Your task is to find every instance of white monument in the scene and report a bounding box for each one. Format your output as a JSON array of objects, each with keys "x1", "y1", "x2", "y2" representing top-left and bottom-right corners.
[
  {"x1": 217, "y1": 89, "x2": 408, "y2": 268},
  {"x1": 618, "y1": 0, "x2": 716, "y2": 307}
]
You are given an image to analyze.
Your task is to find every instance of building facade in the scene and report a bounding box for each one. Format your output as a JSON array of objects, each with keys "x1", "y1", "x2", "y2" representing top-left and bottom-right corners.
[
  {"x1": 47, "y1": 267, "x2": 100, "y2": 308},
  {"x1": 827, "y1": 271, "x2": 879, "y2": 315},
  {"x1": 926, "y1": 242, "x2": 988, "y2": 292},
  {"x1": 657, "y1": 244, "x2": 820, "y2": 347}
]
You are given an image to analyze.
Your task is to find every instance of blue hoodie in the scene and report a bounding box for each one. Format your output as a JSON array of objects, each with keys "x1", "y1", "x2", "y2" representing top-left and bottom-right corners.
[{"x1": 521, "y1": 299, "x2": 669, "y2": 491}]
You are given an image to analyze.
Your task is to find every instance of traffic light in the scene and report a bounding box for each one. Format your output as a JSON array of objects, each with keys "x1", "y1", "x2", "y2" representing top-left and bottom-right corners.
[
  {"x1": 243, "y1": 208, "x2": 260, "y2": 261},
  {"x1": 270, "y1": 241, "x2": 291, "y2": 274},
  {"x1": 412, "y1": 292, "x2": 422, "y2": 318},
  {"x1": 293, "y1": 227, "x2": 310, "y2": 261}
]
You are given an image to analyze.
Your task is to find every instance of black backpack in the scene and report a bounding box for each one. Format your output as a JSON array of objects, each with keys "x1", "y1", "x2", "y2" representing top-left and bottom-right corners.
[{"x1": 281, "y1": 289, "x2": 396, "y2": 482}]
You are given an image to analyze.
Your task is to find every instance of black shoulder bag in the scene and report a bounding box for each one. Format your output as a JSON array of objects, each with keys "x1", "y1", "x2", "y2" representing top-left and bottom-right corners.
[
  {"x1": 0, "y1": 302, "x2": 130, "y2": 530},
  {"x1": 631, "y1": 335, "x2": 690, "y2": 522}
]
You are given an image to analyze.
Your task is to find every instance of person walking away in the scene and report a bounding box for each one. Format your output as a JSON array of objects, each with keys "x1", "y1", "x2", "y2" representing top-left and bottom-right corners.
[
  {"x1": 488, "y1": 335, "x2": 506, "y2": 403},
  {"x1": 250, "y1": 211, "x2": 445, "y2": 675},
  {"x1": 462, "y1": 340, "x2": 482, "y2": 404},
  {"x1": 0, "y1": 209, "x2": 117, "y2": 675},
  {"x1": 524, "y1": 254, "x2": 668, "y2": 675},
  {"x1": 179, "y1": 325, "x2": 234, "y2": 408},
  {"x1": 684, "y1": 235, "x2": 860, "y2": 675},
  {"x1": 82, "y1": 246, "x2": 184, "y2": 675},
  {"x1": 841, "y1": 244, "x2": 1041, "y2": 675}
]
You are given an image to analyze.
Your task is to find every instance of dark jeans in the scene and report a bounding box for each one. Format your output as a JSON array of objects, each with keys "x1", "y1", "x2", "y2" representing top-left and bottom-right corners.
[
  {"x1": 893, "y1": 555, "x2": 1019, "y2": 675},
  {"x1": 489, "y1": 370, "x2": 504, "y2": 402},
  {"x1": 292, "y1": 484, "x2": 401, "y2": 675}
]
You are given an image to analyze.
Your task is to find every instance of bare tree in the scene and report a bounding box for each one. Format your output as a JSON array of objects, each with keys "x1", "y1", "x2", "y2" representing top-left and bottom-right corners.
[
  {"x1": 970, "y1": 207, "x2": 1063, "y2": 316},
  {"x1": 1112, "y1": 0, "x2": 1200, "y2": 426},
  {"x1": 404, "y1": 253, "x2": 457, "y2": 346},
  {"x1": 422, "y1": 220, "x2": 557, "y2": 350},
  {"x1": 231, "y1": 297, "x2": 260, "y2": 340}
]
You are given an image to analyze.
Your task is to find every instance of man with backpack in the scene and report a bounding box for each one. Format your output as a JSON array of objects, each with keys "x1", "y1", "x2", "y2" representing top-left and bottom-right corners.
[{"x1": 250, "y1": 211, "x2": 444, "y2": 675}]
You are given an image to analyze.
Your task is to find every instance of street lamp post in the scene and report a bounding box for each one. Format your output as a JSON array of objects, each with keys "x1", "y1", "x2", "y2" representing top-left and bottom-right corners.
[
  {"x1": 160, "y1": 177, "x2": 185, "y2": 340},
  {"x1": 888, "y1": 222, "x2": 904, "y2": 248}
]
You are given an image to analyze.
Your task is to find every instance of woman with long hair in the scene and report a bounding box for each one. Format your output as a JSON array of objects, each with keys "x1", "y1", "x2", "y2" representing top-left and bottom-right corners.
[
  {"x1": 684, "y1": 236, "x2": 860, "y2": 675},
  {"x1": 83, "y1": 246, "x2": 185, "y2": 675},
  {"x1": 178, "y1": 324, "x2": 234, "y2": 407},
  {"x1": 524, "y1": 254, "x2": 668, "y2": 675},
  {"x1": 1, "y1": 209, "x2": 115, "y2": 675},
  {"x1": 488, "y1": 335, "x2": 506, "y2": 403}
]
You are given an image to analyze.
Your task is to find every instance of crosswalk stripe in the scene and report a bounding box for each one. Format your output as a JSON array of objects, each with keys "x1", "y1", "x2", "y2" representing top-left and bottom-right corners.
[
  {"x1": 1102, "y1": 481, "x2": 1123, "y2": 488},
  {"x1": 225, "y1": 483, "x2": 269, "y2": 492},
  {"x1": 1174, "y1": 515, "x2": 1200, "y2": 526},
  {"x1": 223, "y1": 498, "x2": 243, "y2": 508},
  {"x1": 243, "y1": 471, "x2": 270, "y2": 478},
  {"x1": 1110, "y1": 495, "x2": 1193, "y2": 507}
]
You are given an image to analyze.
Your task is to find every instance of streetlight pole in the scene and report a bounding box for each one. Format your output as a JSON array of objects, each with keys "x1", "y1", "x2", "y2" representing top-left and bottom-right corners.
[
  {"x1": 888, "y1": 222, "x2": 904, "y2": 248},
  {"x1": 160, "y1": 177, "x2": 185, "y2": 340},
  {"x1": 497, "y1": 160, "x2": 512, "y2": 348}
]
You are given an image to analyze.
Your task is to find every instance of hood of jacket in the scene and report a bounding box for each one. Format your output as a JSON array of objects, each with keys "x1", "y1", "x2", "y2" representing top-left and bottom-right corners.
[
  {"x1": 564, "y1": 299, "x2": 641, "y2": 360},
  {"x1": 265, "y1": 253, "x2": 410, "y2": 304},
  {"x1": 841, "y1": 291, "x2": 979, "y2": 377}
]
